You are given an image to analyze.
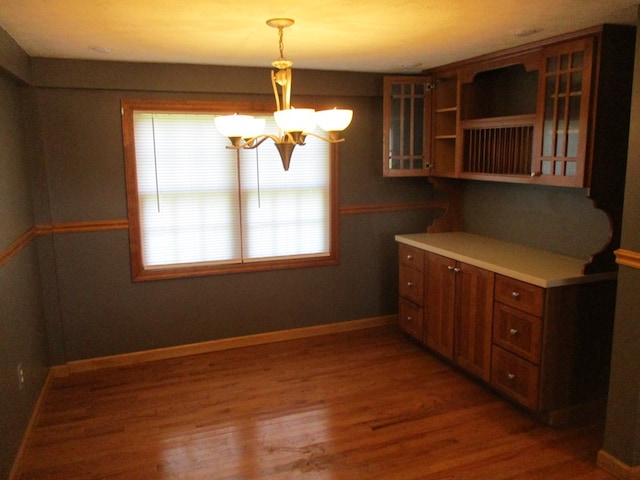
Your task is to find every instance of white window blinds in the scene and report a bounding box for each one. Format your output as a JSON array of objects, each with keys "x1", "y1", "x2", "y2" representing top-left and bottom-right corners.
[{"x1": 132, "y1": 111, "x2": 331, "y2": 270}]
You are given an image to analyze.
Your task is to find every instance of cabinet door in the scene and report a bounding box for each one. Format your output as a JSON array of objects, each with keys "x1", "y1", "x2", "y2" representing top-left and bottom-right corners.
[
  {"x1": 455, "y1": 262, "x2": 494, "y2": 381},
  {"x1": 533, "y1": 37, "x2": 594, "y2": 186},
  {"x1": 383, "y1": 76, "x2": 432, "y2": 177},
  {"x1": 424, "y1": 253, "x2": 455, "y2": 359}
]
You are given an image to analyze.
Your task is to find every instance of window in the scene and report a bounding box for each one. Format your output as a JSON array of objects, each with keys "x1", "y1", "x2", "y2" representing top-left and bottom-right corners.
[{"x1": 122, "y1": 100, "x2": 338, "y2": 281}]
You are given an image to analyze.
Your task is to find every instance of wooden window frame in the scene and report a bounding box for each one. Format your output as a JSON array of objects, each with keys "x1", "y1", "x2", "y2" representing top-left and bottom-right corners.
[{"x1": 122, "y1": 99, "x2": 339, "y2": 281}]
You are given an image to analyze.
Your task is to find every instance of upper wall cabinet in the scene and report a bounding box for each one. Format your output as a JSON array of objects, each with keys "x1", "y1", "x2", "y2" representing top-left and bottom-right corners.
[
  {"x1": 382, "y1": 72, "x2": 459, "y2": 177},
  {"x1": 382, "y1": 76, "x2": 432, "y2": 177},
  {"x1": 458, "y1": 52, "x2": 540, "y2": 180},
  {"x1": 382, "y1": 25, "x2": 636, "y2": 192},
  {"x1": 431, "y1": 69, "x2": 459, "y2": 177},
  {"x1": 533, "y1": 37, "x2": 594, "y2": 187}
]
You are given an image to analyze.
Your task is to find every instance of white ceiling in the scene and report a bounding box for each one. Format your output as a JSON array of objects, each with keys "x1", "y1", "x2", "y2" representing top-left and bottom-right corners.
[{"x1": 0, "y1": 0, "x2": 637, "y2": 73}]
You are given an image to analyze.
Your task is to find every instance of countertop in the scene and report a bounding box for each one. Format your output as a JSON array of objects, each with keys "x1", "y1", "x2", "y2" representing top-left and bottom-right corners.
[{"x1": 395, "y1": 232, "x2": 616, "y2": 288}]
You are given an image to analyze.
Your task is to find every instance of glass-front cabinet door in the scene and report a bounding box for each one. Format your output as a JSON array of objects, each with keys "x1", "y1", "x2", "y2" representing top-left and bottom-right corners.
[
  {"x1": 533, "y1": 37, "x2": 594, "y2": 187},
  {"x1": 383, "y1": 76, "x2": 432, "y2": 177}
]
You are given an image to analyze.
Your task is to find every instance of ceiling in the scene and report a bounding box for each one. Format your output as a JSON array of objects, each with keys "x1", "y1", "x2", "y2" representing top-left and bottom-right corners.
[{"x1": 0, "y1": 0, "x2": 637, "y2": 73}]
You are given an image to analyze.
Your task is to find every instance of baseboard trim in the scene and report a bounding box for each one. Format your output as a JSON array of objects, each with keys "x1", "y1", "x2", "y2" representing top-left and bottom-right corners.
[
  {"x1": 615, "y1": 248, "x2": 640, "y2": 270},
  {"x1": 51, "y1": 315, "x2": 398, "y2": 377},
  {"x1": 9, "y1": 371, "x2": 57, "y2": 480},
  {"x1": 598, "y1": 449, "x2": 640, "y2": 479},
  {"x1": 543, "y1": 398, "x2": 607, "y2": 427}
]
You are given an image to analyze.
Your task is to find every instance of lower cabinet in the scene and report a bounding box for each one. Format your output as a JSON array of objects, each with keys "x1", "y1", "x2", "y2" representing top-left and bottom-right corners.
[
  {"x1": 398, "y1": 243, "x2": 616, "y2": 424},
  {"x1": 423, "y1": 252, "x2": 456, "y2": 359},
  {"x1": 491, "y1": 275, "x2": 544, "y2": 410},
  {"x1": 424, "y1": 252, "x2": 494, "y2": 382},
  {"x1": 398, "y1": 244, "x2": 424, "y2": 341},
  {"x1": 491, "y1": 347, "x2": 540, "y2": 410}
]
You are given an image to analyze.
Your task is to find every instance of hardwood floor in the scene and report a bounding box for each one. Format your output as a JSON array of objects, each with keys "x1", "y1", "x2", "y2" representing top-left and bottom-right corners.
[{"x1": 13, "y1": 324, "x2": 615, "y2": 479}]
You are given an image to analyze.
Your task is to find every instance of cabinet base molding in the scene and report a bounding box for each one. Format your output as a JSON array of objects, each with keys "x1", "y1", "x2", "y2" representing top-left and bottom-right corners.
[
  {"x1": 539, "y1": 398, "x2": 607, "y2": 427},
  {"x1": 597, "y1": 449, "x2": 640, "y2": 480},
  {"x1": 50, "y1": 315, "x2": 397, "y2": 377}
]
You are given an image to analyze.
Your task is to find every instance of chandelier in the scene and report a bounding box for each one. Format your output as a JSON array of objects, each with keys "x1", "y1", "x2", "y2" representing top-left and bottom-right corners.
[{"x1": 214, "y1": 18, "x2": 353, "y2": 171}]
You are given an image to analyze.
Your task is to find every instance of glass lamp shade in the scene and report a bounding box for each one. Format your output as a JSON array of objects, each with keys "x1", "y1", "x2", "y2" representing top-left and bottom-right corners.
[
  {"x1": 243, "y1": 118, "x2": 266, "y2": 138},
  {"x1": 215, "y1": 114, "x2": 263, "y2": 138},
  {"x1": 274, "y1": 108, "x2": 317, "y2": 133},
  {"x1": 316, "y1": 108, "x2": 353, "y2": 132}
]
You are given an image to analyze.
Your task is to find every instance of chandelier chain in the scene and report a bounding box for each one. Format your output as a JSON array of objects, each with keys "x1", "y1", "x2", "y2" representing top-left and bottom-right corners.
[{"x1": 278, "y1": 26, "x2": 286, "y2": 61}]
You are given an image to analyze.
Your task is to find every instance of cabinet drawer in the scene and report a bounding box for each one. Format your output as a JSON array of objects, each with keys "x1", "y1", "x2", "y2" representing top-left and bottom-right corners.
[
  {"x1": 493, "y1": 302, "x2": 542, "y2": 364},
  {"x1": 399, "y1": 244, "x2": 424, "y2": 271},
  {"x1": 399, "y1": 264, "x2": 424, "y2": 305},
  {"x1": 495, "y1": 275, "x2": 544, "y2": 317},
  {"x1": 399, "y1": 297, "x2": 423, "y2": 341},
  {"x1": 491, "y1": 347, "x2": 540, "y2": 411}
]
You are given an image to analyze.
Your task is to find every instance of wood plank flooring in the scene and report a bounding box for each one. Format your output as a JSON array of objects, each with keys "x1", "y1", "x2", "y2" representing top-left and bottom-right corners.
[{"x1": 13, "y1": 324, "x2": 615, "y2": 479}]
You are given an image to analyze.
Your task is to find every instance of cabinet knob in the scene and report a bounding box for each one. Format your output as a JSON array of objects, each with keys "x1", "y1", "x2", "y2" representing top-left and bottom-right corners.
[
  {"x1": 406, "y1": 254, "x2": 413, "y2": 260},
  {"x1": 407, "y1": 281, "x2": 414, "y2": 287},
  {"x1": 511, "y1": 291, "x2": 520, "y2": 298},
  {"x1": 509, "y1": 328, "x2": 518, "y2": 336},
  {"x1": 407, "y1": 316, "x2": 413, "y2": 322},
  {"x1": 454, "y1": 267, "x2": 461, "y2": 273},
  {"x1": 447, "y1": 265, "x2": 454, "y2": 271},
  {"x1": 507, "y1": 373, "x2": 516, "y2": 380}
]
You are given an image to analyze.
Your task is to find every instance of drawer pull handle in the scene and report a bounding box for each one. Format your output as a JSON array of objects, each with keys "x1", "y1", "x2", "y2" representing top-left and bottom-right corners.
[
  {"x1": 512, "y1": 291, "x2": 520, "y2": 298},
  {"x1": 406, "y1": 254, "x2": 413, "y2": 260},
  {"x1": 407, "y1": 281, "x2": 414, "y2": 287},
  {"x1": 507, "y1": 373, "x2": 515, "y2": 380},
  {"x1": 509, "y1": 328, "x2": 518, "y2": 336}
]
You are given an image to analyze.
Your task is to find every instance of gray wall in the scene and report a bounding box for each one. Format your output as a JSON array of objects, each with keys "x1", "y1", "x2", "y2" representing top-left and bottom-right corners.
[
  {"x1": 463, "y1": 181, "x2": 611, "y2": 260},
  {"x1": 0, "y1": 71, "x2": 49, "y2": 478},
  {"x1": 27, "y1": 63, "x2": 439, "y2": 363},
  {"x1": 603, "y1": 7, "x2": 640, "y2": 466}
]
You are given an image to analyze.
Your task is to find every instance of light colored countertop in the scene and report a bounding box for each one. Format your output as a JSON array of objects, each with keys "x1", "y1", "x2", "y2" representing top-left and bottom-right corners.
[{"x1": 395, "y1": 232, "x2": 616, "y2": 288}]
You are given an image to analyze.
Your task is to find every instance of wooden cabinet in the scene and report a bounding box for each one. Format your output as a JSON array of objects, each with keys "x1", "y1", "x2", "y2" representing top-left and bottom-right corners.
[
  {"x1": 423, "y1": 252, "x2": 494, "y2": 381},
  {"x1": 491, "y1": 275, "x2": 545, "y2": 410},
  {"x1": 396, "y1": 233, "x2": 618, "y2": 424},
  {"x1": 533, "y1": 37, "x2": 594, "y2": 186},
  {"x1": 423, "y1": 252, "x2": 455, "y2": 358},
  {"x1": 454, "y1": 260, "x2": 494, "y2": 381},
  {"x1": 398, "y1": 244, "x2": 425, "y2": 341},
  {"x1": 382, "y1": 25, "x2": 634, "y2": 190},
  {"x1": 431, "y1": 69, "x2": 459, "y2": 177},
  {"x1": 398, "y1": 248, "x2": 494, "y2": 382},
  {"x1": 458, "y1": 52, "x2": 540, "y2": 180},
  {"x1": 491, "y1": 347, "x2": 540, "y2": 410},
  {"x1": 382, "y1": 76, "x2": 432, "y2": 177},
  {"x1": 493, "y1": 303, "x2": 542, "y2": 364},
  {"x1": 382, "y1": 71, "x2": 459, "y2": 177}
]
